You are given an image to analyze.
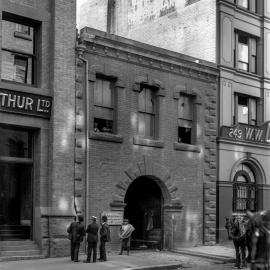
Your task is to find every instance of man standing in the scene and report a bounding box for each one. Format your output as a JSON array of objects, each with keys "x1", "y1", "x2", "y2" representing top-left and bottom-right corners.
[
  {"x1": 67, "y1": 215, "x2": 85, "y2": 262},
  {"x1": 84, "y1": 216, "x2": 99, "y2": 263},
  {"x1": 67, "y1": 216, "x2": 77, "y2": 261},
  {"x1": 119, "y1": 219, "x2": 135, "y2": 256},
  {"x1": 99, "y1": 215, "x2": 111, "y2": 261}
]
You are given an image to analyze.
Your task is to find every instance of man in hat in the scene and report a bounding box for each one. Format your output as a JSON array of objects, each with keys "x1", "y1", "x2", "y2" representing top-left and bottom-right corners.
[
  {"x1": 84, "y1": 216, "x2": 99, "y2": 263},
  {"x1": 99, "y1": 215, "x2": 110, "y2": 261},
  {"x1": 67, "y1": 215, "x2": 85, "y2": 262},
  {"x1": 119, "y1": 218, "x2": 135, "y2": 256}
]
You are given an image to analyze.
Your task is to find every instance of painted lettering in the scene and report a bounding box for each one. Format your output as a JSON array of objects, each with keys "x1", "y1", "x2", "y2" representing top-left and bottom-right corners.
[
  {"x1": 25, "y1": 97, "x2": 33, "y2": 110},
  {"x1": 16, "y1": 96, "x2": 26, "y2": 109},
  {"x1": 7, "y1": 94, "x2": 16, "y2": 108},
  {"x1": 0, "y1": 93, "x2": 8, "y2": 106},
  {"x1": 266, "y1": 123, "x2": 270, "y2": 143},
  {"x1": 245, "y1": 127, "x2": 254, "y2": 140},
  {"x1": 37, "y1": 99, "x2": 43, "y2": 112},
  {"x1": 254, "y1": 129, "x2": 264, "y2": 141}
]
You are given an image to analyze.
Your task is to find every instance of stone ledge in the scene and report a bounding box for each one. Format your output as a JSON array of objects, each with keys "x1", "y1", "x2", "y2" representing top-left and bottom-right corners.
[
  {"x1": 133, "y1": 136, "x2": 164, "y2": 148},
  {"x1": 89, "y1": 131, "x2": 124, "y2": 143},
  {"x1": 173, "y1": 142, "x2": 201, "y2": 153}
]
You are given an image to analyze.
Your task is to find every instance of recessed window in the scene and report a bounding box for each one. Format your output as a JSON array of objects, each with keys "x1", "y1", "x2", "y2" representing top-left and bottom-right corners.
[
  {"x1": 93, "y1": 78, "x2": 114, "y2": 133},
  {"x1": 16, "y1": 23, "x2": 30, "y2": 35},
  {"x1": 234, "y1": 0, "x2": 257, "y2": 12},
  {"x1": 138, "y1": 86, "x2": 156, "y2": 138},
  {"x1": 235, "y1": 32, "x2": 257, "y2": 74},
  {"x1": 178, "y1": 95, "x2": 193, "y2": 144},
  {"x1": 235, "y1": 94, "x2": 257, "y2": 125},
  {"x1": 233, "y1": 164, "x2": 256, "y2": 213},
  {"x1": 1, "y1": 18, "x2": 36, "y2": 85}
]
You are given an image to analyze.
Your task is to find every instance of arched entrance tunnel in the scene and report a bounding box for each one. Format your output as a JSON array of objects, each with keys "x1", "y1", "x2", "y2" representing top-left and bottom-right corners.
[{"x1": 124, "y1": 176, "x2": 164, "y2": 249}]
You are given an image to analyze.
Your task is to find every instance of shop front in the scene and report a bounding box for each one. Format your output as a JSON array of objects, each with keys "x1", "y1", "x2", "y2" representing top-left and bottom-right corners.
[
  {"x1": 0, "y1": 89, "x2": 52, "y2": 242},
  {"x1": 217, "y1": 122, "x2": 270, "y2": 243}
]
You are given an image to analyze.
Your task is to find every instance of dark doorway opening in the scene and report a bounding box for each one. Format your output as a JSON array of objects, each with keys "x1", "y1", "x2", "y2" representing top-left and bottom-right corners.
[
  {"x1": 0, "y1": 126, "x2": 33, "y2": 240},
  {"x1": 124, "y1": 176, "x2": 163, "y2": 250}
]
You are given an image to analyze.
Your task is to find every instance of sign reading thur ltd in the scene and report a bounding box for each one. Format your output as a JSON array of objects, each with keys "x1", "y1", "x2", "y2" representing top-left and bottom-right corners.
[
  {"x1": 221, "y1": 122, "x2": 270, "y2": 144},
  {"x1": 0, "y1": 89, "x2": 52, "y2": 119}
]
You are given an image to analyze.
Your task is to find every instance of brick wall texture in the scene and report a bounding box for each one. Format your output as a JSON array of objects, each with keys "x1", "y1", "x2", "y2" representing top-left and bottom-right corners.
[{"x1": 76, "y1": 28, "x2": 218, "y2": 250}]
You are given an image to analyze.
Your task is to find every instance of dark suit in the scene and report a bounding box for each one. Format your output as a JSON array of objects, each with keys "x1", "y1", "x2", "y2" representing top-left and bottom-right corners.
[
  {"x1": 99, "y1": 222, "x2": 110, "y2": 261},
  {"x1": 86, "y1": 222, "x2": 99, "y2": 262},
  {"x1": 67, "y1": 221, "x2": 85, "y2": 262}
]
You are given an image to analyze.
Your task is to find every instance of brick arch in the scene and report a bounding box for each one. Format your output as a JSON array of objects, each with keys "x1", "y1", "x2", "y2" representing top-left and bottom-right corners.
[{"x1": 111, "y1": 156, "x2": 183, "y2": 211}]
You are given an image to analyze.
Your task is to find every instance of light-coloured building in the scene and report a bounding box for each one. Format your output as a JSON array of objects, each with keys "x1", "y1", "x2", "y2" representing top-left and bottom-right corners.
[{"x1": 78, "y1": 0, "x2": 270, "y2": 244}]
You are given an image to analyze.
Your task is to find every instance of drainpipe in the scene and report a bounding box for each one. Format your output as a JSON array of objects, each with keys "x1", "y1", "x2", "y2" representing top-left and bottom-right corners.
[{"x1": 76, "y1": 41, "x2": 89, "y2": 235}]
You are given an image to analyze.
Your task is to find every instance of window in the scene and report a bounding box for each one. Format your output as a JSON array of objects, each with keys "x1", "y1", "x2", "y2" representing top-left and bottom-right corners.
[
  {"x1": 178, "y1": 94, "x2": 193, "y2": 144},
  {"x1": 93, "y1": 78, "x2": 114, "y2": 133},
  {"x1": 233, "y1": 164, "x2": 256, "y2": 213},
  {"x1": 1, "y1": 17, "x2": 36, "y2": 85},
  {"x1": 235, "y1": 32, "x2": 257, "y2": 73},
  {"x1": 16, "y1": 23, "x2": 30, "y2": 35},
  {"x1": 138, "y1": 86, "x2": 156, "y2": 138},
  {"x1": 234, "y1": 0, "x2": 257, "y2": 12},
  {"x1": 234, "y1": 94, "x2": 257, "y2": 125}
]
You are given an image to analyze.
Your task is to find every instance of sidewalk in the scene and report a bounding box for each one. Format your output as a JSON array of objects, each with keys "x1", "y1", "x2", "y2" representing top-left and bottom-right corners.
[
  {"x1": 173, "y1": 244, "x2": 235, "y2": 262},
  {"x1": 0, "y1": 245, "x2": 235, "y2": 270}
]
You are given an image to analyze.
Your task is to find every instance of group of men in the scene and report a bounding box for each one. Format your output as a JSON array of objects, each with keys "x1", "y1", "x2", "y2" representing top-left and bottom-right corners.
[{"x1": 67, "y1": 215, "x2": 135, "y2": 263}]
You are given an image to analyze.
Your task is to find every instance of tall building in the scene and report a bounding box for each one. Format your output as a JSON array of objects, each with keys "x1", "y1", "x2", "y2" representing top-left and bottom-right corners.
[
  {"x1": 0, "y1": 0, "x2": 76, "y2": 257},
  {"x1": 78, "y1": 0, "x2": 270, "y2": 244},
  {"x1": 76, "y1": 27, "x2": 218, "y2": 249}
]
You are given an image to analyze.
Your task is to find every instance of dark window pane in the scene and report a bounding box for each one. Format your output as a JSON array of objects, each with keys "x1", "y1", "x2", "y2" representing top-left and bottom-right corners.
[
  {"x1": 94, "y1": 118, "x2": 113, "y2": 133},
  {"x1": 1, "y1": 50, "x2": 33, "y2": 84},
  {"x1": 178, "y1": 126, "x2": 191, "y2": 144},
  {"x1": 0, "y1": 126, "x2": 32, "y2": 158}
]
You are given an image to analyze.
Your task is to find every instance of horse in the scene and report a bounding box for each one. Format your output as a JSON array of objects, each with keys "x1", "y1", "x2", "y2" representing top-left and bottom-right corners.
[
  {"x1": 246, "y1": 210, "x2": 270, "y2": 270},
  {"x1": 225, "y1": 215, "x2": 248, "y2": 269}
]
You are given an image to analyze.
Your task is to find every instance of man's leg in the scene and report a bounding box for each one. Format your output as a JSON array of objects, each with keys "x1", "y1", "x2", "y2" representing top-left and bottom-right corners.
[
  {"x1": 74, "y1": 242, "x2": 80, "y2": 262},
  {"x1": 70, "y1": 242, "x2": 75, "y2": 261},
  {"x1": 85, "y1": 242, "x2": 91, "y2": 262},
  {"x1": 93, "y1": 242, "x2": 97, "y2": 262}
]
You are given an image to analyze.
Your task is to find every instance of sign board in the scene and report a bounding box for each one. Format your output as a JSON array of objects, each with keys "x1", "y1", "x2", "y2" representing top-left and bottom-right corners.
[
  {"x1": 220, "y1": 122, "x2": 270, "y2": 144},
  {"x1": 0, "y1": 89, "x2": 52, "y2": 119},
  {"x1": 101, "y1": 211, "x2": 123, "y2": 226}
]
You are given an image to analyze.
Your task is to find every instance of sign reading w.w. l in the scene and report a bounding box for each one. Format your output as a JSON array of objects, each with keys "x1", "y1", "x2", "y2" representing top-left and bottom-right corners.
[{"x1": 220, "y1": 122, "x2": 270, "y2": 144}]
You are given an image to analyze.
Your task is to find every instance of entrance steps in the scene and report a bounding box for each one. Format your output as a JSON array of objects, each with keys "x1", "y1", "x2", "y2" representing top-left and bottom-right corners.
[
  {"x1": 0, "y1": 240, "x2": 44, "y2": 262},
  {"x1": 0, "y1": 225, "x2": 30, "y2": 240}
]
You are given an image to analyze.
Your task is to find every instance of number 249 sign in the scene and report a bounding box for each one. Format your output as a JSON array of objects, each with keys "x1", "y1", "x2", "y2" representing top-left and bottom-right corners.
[{"x1": 228, "y1": 128, "x2": 243, "y2": 139}]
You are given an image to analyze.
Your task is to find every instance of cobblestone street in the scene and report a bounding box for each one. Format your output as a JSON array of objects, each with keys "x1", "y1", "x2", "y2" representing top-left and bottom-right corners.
[{"x1": 0, "y1": 251, "x2": 238, "y2": 270}]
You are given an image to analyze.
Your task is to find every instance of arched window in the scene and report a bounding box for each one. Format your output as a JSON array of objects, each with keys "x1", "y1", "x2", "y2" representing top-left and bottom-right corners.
[{"x1": 233, "y1": 164, "x2": 256, "y2": 213}]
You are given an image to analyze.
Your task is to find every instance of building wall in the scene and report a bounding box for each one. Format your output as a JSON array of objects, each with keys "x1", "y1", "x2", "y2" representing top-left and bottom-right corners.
[
  {"x1": 76, "y1": 28, "x2": 219, "y2": 249},
  {"x1": 0, "y1": 0, "x2": 76, "y2": 257},
  {"x1": 77, "y1": 0, "x2": 217, "y2": 62},
  {"x1": 217, "y1": 0, "x2": 270, "y2": 243}
]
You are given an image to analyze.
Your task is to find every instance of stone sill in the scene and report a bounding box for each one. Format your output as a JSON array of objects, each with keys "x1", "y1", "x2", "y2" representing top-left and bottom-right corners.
[
  {"x1": 89, "y1": 131, "x2": 123, "y2": 143},
  {"x1": 133, "y1": 136, "x2": 164, "y2": 148},
  {"x1": 173, "y1": 142, "x2": 201, "y2": 153}
]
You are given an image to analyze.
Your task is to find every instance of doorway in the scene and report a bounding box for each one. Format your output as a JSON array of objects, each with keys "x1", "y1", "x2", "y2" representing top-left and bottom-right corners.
[
  {"x1": 0, "y1": 125, "x2": 33, "y2": 240},
  {"x1": 124, "y1": 176, "x2": 163, "y2": 249}
]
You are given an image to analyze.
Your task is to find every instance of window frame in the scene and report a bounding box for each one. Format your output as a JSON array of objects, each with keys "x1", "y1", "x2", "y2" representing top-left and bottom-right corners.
[
  {"x1": 137, "y1": 84, "x2": 157, "y2": 139},
  {"x1": 232, "y1": 170, "x2": 256, "y2": 213},
  {"x1": 234, "y1": 94, "x2": 258, "y2": 126},
  {"x1": 177, "y1": 93, "x2": 195, "y2": 145},
  {"x1": 93, "y1": 75, "x2": 116, "y2": 134},
  {"x1": 235, "y1": 31, "x2": 257, "y2": 74},
  {"x1": 1, "y1": 14, "x2": 37, "y2": 86},
  {"x1": 234, "y1": 0, "x2": 257, "y2": 13}
]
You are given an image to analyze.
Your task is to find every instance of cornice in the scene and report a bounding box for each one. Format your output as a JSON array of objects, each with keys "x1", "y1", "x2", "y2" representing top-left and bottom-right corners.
[{"x1": 78, "y1": 29, "x2": 219, "y2": 83}]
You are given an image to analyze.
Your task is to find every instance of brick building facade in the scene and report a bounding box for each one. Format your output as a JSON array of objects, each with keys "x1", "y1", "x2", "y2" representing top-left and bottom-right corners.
[
  {"x1": 75, "y1": 27, "x2": 219, "y2": 250},
  {"x1": 0, "y1": 0, "x2": 76, "y2": 257}
]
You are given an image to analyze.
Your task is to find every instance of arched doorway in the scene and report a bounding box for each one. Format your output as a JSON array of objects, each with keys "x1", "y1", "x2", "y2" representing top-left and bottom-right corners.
[{"x1": 124, "y1": 176, "x2": 163, "y2": 249}]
